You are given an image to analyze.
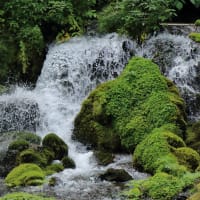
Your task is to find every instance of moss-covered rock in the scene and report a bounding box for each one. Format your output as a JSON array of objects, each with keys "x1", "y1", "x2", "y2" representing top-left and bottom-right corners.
[
  {"x1": 73, "y1": 57, "x2": 186, "y2": 152},
  {"x1": 18, "y1": 148, "x2": 48, "y2": 167},
  {"x1": 62, "y1": 156, "x2": 76, "y2": 169},
  {"x1": 186, "y1": 121, "x2": 200, "y2": 153},
  {"x1": 133, "y1": 126, "x2": 187, "y2": 175},
  {"x1": 175, "y1": 147, "x2": 200, "y2": 172},
  {"x1": 0, "y1": 192, "x2": 55, "y2": 200},
  {"x1": 42, "y1": 133, "x2": 68, "y2": 160},
  {"x1": 5, "y1": 163, "x2": 45, "y2": 187},
  {"x1": 189, "y1": 32, "x2": 200, "y2": 43},
  {"x1": 195, "y1": 19, "x2": 200, "y2": 26},
  {"x1": 94, "y1": 151, "x2": 114, "y2": 165},
  {"x1": 8, "y1": 139, "x2": 29, "y2": 152},
  {"x1": 125, "y1": 172, "x2": 200, "y2": 200},
  {"x1": 45, "y1": 163, "x2": 64, "y2": 175}
]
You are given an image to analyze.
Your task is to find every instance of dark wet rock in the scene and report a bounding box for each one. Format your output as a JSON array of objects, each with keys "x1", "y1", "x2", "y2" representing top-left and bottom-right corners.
[
  {"x1": 0, "y1": 99, "x2": 39, "y2": 133},
  {"x1": 99, "y1": 168, "x2": 133, "y2": 182}
]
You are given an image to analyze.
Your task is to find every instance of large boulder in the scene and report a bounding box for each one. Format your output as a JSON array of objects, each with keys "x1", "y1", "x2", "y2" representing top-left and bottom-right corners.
[{"x1": 73, "y1": 57, "x2": 186, "y2": 152}]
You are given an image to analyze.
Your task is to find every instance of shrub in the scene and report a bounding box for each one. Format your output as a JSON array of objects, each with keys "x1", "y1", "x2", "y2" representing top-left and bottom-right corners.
[{"x1": 5, "y1": 163, "x2": 45, "y2": 187}]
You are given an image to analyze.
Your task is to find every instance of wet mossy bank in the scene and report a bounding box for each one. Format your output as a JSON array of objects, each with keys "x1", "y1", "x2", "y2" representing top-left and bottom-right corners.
[{"x1": 73, "y1": 57, "x2": 200, "y2": 199}]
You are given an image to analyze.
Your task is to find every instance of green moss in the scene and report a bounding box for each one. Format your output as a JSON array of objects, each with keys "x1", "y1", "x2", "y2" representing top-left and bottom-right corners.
[
  {"x1": 18, "y1": 149, "x2": 48, "y2": 167},
  {"x1": 189, "y1": 32, "x2": 200, "y2": 43},
  {"x1": 195, "y1": 19, "x2": 200, "y2": 26},
  {"x1": 16, "y1": 131, "x2": 41, "y2": 145},
  {"x1": 42, "y1": 133, "x2": 68, "y2": 160},
  {"x1": 45, "y1": 163, "x2": 64, "y2": 175},
  {"x1": 133, "y1": 127, "x2": 186, "y2": 175},
  {"x1": 125, "y1": 172, "x2": 200, "y2": 200},
  {"x1": 5, "y1": 163, "x2": 45, "y2": 187},
  {"x1": 0, "y1": 192, "x2": 55, "y2": 200},
  {"x1": 8, "y1": 140, "x2": 29, "y2": 152},
  {"x1": 62, "y1": 156, "x2": 76, "y2": 169},
  {"x1": 175, "y1": 147, "x2": 200, "y2": 171},
  {"x1": 74, "y1": 57, "x2": 186, "y2": 152}
]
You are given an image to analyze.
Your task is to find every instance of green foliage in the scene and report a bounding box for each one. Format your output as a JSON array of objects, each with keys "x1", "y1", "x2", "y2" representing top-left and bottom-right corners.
[
  {"x1": 42, "y1": 133, "x2": 68, "y2": 160},
  {"x1": 62, "y1": 156, "x2": 76, "y2": 169},
  {"x1": 74, "y1": 57, "x2": 186, "y2": 152},
  {"x1": 0, "y1": 192, "x2": 54, "y2": 200},
  {"x1": 5, "y1": 163, "x2": 45, "y2": 187},
  {"x1": 189, "y1": 32, "x2": 200, "y2": 43},
  {"x1": 98, "y1": 0, "x2": 177, "y2": 40}
]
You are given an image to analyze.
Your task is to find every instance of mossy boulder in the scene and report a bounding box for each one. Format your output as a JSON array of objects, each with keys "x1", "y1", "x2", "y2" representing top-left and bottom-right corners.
[
  {"x1": 125, "y1": 172, "x2": 200, "y2": 200},
  {"x1": 133, "y1": 126, "x2": 187, "y2": 175},
  {"x1": 0, "y1": 192, "x2": 55, "y2": 200},
  {"x1": 18, "y1": 148, "x2": 48, "y2": 167},
  {"x1": 42, "y1": 133, "x2": 68, "y2": 160},
  {"x1": 45, "y1": 163, "x2": 64, "y2": 175},
  {"x1": 62, "y1": 156, "x2": 76, "y2": 169},
  {"x1": 195, "y1": 19, "x2": 200, "y2": 26},
  {"x1": 99, "y1": 168, "x2": 132, "y2": 182},
  {"x1": 189, "y1": 32, "x2": 200, "y2": 43},
  {"x1": 5, "y1": 163, "x2": 45, "y2": 187},
  {"x1": 186, "y1": 121, "x2": 200, "y2": 153},
  {"x1": 175, "y1": 147, "x2": 200, "y2": 172},
  {"x1": 94, "y1": 151, "x2": 114, "y2": 165},
  {"x1": 73, "y1": 57, "x2": 186, "y2": 152},
  {"x1": 8, "y1": 139, "x2": 29, "y2": 152}
]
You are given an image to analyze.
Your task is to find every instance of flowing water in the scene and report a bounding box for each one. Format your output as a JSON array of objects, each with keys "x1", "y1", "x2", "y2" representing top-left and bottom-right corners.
[{"x1": 0, "y1": 29, "x2": 200, "y2": 199}]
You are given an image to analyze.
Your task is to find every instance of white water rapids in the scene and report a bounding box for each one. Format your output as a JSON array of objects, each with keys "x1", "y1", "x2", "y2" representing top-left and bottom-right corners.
[{"x1": 0, "y1": 29, "x2": 199, "y2": 199}]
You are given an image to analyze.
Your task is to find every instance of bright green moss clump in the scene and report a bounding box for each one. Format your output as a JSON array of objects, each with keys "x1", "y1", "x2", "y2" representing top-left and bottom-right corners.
[
  {"x1": 74, "y1": 57, "x2": 186, "y2": 152},
  {"x1": 0, "y1": 192, "x2": 55, "y2": 200},
  {"x1": 5, "y1": 163, "x2": 45, "y2": 187},
  {"x1": 126, "y1": 172, "x2": 200, "y2": 200},
  {"x1": 189, "y1": 32, "x2": 200, "y2": 43},
  {"x1": 195, "y1": 19, "x2": 200, "y2": 26}
]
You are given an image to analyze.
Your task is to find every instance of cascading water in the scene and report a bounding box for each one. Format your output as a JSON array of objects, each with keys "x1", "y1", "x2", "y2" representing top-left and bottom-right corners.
[
  {"x1": 0, "y1": 28, "x2": 200, "y2": 199},
  {"x1": 137, "y1": 30, "x2": 200, "y2": 120}
]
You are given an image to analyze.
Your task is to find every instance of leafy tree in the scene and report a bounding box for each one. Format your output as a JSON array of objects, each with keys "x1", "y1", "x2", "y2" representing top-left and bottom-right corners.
[
  {"x1": 0, "y1": 0, "x2": 96, "y2": 83},
  {"x1": 98, "y1": 0, "x2": 200, "y2": 42}
]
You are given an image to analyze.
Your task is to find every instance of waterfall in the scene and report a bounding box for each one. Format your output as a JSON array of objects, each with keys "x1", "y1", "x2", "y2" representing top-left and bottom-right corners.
[
  {"x1": 0, "y1": 29, "x2": 200, "y2": 199},
  {"x1": 137, "y1": 31, "x2": 200, "y2": 120}
]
